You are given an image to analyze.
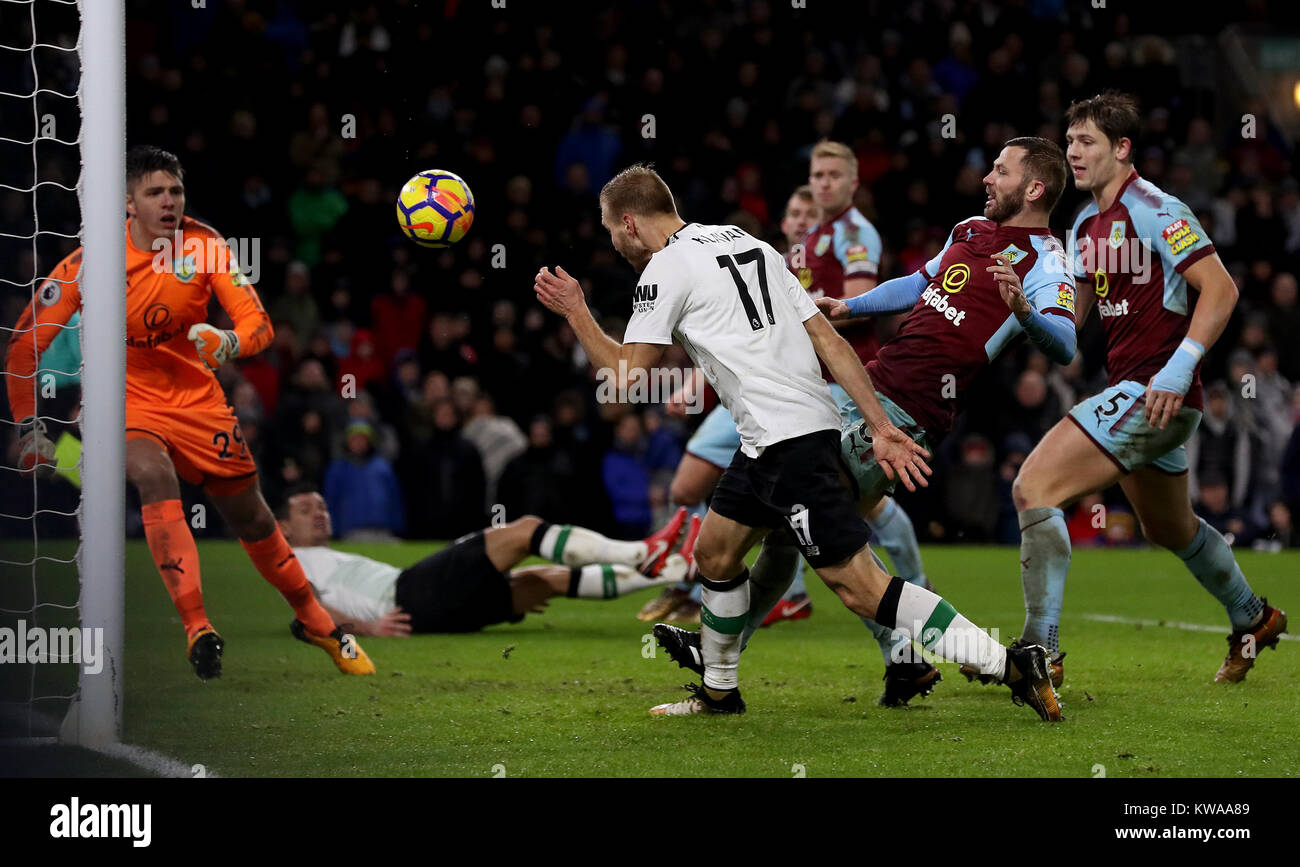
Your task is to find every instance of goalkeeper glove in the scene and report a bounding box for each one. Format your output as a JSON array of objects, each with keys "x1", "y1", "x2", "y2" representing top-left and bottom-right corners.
[
  {"x1": 16, "y1": 416, "x2": 56, "y2": 479},
  {"x1": 188, "y1": 323, "x2": 240, "y2": 370},
  {"x1": 1149, "y1": 337, "x2": 1204, "y2": 397}
]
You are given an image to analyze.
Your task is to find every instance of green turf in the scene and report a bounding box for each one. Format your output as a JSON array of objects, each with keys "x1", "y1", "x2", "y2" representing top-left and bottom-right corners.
[{"x1": 8, "y1": 541, "x2": 1299, "y2": 777}]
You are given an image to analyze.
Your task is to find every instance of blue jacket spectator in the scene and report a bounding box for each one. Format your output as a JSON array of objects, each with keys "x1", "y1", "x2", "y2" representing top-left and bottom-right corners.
[
  {"x1": 323, "y1": 422, "x2": 406, "y2": 539},
  {"x1": 602, "y1": 414, "x2": 653, "y2": 539}
]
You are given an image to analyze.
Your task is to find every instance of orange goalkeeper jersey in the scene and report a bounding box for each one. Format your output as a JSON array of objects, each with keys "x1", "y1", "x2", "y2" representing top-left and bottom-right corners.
[{"x1": 5, "y1": 217, "x2": 272, "y2": 421}]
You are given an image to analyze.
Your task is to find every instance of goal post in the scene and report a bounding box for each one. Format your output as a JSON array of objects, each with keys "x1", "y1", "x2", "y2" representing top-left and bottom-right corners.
[{"x1": 61, "y1": 0, "x2": 126, "y2": 748}]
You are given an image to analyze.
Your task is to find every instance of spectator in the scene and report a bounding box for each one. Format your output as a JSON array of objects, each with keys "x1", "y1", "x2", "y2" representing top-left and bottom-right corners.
[
  {"x1": 323, "y1": 421, "x2": 406, "y2": 540},
  {"x1": 340, "y1": 390, "x2": 400, "y2": 465},
  {"x1": 498, "y1": 416, "x2": 582, "y2": 524},
  {"x1": 1187, "y1": 382, "x2": 1257, "y2": 513},
  {"x1": 370, "y1": 269, "x2": 428, "y2": 369},
  {"x1": 402, "y1": 399, "x2": 486, "y2": 539},
  {"x1": 338, "y1": 328, "x2": 388, "y2": 396},
  {"x1": 943, "y1": 434, "x2": 999, "y2": 541},
  {"x1": 269, "y1": 261, "x2": 319, "y2": 347},
  {"x1": 287, "y1": 162, "x2": 348, "y2": 267},
  {"x1": 462, "y1": 392, "x2": 528, "y2": 510},
  {"x1": 1065, "y1": 493, "x2": 1106, "y2": 547},
  {"x1": 1194, "y1": 474, "x2": 1258, "y2": 546},
  {"x1": 602, "y1": 413, "x2": 653, "y2": 539}
]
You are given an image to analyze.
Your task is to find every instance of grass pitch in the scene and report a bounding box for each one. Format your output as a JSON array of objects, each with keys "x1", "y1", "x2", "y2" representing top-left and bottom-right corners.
[{"x1": 8, "y1": 541, "x2": 1299, "y2": 777}]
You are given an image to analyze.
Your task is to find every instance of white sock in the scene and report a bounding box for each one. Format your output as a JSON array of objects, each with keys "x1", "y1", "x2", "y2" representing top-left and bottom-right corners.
[
  {"x1": 701, "y1": 570, "x2": 750, "y2": 692},
  {"x1": 882, "y1": 579, "x2": 1007, "y2": 679},
  {"x1": 565, "y1": 564, "x2": 668, "y2": 599},
  {"x1": 539, "y1": 524, "x2": 646, "y2": 567}
]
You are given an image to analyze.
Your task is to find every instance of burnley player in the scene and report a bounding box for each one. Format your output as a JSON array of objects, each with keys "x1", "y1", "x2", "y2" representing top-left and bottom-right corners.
[
  {"x1": 7, "y1": 146, "x2": 373, "y2": 680},
  {"x1": 1010, "y1": 93, "x2": 1286, "y2": 683},
  {"x1": 657, "y1": 138, "x2": 1079, "y2": 705},
  {"x1": 537, "y1": 164, "x2": 1061, "y2": 720},
  {"x1": 795, "y1": 143, "x2": 933, "y2": 684}
]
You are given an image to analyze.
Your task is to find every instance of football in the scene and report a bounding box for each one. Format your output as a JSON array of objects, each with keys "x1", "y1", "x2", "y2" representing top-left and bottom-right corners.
[{"x1": 395, "y1": 169, "x2": 475, "y2": 248}]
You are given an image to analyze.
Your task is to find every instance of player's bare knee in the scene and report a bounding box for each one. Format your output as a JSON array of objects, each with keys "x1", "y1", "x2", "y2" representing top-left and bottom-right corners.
[
  {"x1": 669, "y1": 477, "x2": 703, "y2": 508},
  {"x1": 126, "y1": 454, "x2": 178, "y2": 502},
  {"x1": 1011, "y1": 470, "x2": 1042, "y2": 512},
  {"x1": 694, "y1": 546, "x2": 732, "y2": 583}
]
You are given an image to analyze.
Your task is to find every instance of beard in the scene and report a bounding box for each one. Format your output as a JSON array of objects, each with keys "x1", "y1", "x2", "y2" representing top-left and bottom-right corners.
[{"x1": 984, "y1": 181, "x2": 1027, "y2": 223}]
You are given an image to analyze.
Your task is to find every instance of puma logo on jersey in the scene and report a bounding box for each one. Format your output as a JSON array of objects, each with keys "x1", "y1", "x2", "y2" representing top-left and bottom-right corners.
[
  {"x1": 159, "y1": 558, "x2": 184, "y2": 574},
  {"x1": 1097, "y1": 298, "x2": 1131, "y2": 318},
  {"x1": 632, "y1": 283, "x2": 658, "y2": 313},
  {"x1": 919, "y1": 285, "x2": 968, "y2": 325}
]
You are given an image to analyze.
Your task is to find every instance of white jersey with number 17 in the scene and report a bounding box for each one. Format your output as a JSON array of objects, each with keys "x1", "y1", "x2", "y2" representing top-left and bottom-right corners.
[{"x1": 623, "y1": 222, "x2": 840, "y2": 457}]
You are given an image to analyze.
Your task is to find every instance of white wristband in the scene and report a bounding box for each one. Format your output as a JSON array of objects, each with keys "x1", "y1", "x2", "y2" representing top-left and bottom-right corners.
[{"x1": 1177, "y1": 337, "x2": 1205, "y2": 361}]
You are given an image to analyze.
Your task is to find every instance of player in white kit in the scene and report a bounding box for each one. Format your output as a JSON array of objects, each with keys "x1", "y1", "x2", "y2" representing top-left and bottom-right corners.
[{"x1": 535, "y1": 165, "x2": 1062, "y2": 720}]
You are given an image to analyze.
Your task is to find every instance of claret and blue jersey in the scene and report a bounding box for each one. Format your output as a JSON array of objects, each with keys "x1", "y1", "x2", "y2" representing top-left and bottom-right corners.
[
  {"x1": 1070, "y1": 168, "x2": 1216, "y2": 412},
  {"x1": 867, "y1": 216, "x2": 1076, "y2": 437}
]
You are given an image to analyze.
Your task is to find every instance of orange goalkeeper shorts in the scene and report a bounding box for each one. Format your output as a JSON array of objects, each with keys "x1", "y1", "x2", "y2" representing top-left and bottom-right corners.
[{"x1": 126, "y1": 400, "x2": 258, "y2": 496}]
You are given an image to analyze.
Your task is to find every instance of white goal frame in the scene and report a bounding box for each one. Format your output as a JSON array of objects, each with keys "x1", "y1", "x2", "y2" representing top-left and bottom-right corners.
[{"x1": 59, "y1": 0, "x2": 125, "y2": 748}]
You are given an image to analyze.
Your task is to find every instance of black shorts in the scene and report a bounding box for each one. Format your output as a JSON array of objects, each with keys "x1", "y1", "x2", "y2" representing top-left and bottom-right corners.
[
  {"x1": 393, "y1": 531, "x2": 523, "y2": 633},
  {"x1": 710, "y1": 428, "x2": 870, "y2": 569}
]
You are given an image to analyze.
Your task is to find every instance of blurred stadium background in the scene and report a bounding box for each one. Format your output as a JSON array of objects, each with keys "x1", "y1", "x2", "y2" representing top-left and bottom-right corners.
[{"x1": 5, "y1": 0, "x2": 1300, "y2": 553}]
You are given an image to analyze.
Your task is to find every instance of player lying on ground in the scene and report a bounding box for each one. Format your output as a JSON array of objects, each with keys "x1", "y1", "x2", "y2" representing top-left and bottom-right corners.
[
  {"x1": 6, "y1": 145, "x2": 372, "y2": 681},
  {"x1": 655, "y1": 137, "x2": 1080, "y2": 704},
  {"x1": 1005, "y1": 92, "x2": 1286, "y2": 685},
  {"x1": 276, "y1": 490, "x2": 697, "y2": 634},
  {"x1": 536, "y1": 163, "x2": 1062, "y2": 720}
]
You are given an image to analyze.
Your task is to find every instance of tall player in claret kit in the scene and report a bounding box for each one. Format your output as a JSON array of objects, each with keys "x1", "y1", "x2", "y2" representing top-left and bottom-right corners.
[
  {"x1": 6, "y1": 146, "x2": 374, "y2": 680},
  {"x1": 537, "y1": 164, "x2": 1062, "y2": 721},
  {"x1": 1011, "y1": 93, "x2": 1286, "y2": 684}
]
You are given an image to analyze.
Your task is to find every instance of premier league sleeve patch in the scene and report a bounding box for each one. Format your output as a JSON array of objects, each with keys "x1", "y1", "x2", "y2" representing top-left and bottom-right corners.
[{"x1": 37, "y1": 279, "x2": 61, "y2": 306}]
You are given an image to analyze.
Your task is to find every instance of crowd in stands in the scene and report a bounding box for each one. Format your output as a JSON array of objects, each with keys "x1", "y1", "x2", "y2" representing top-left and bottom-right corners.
[{"x1": 4, "y1": 1, "x2": 1298, "y2": 549}]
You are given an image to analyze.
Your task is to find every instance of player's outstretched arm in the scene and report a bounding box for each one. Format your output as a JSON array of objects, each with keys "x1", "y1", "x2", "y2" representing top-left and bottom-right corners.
[
  {"x1": 834, "y1": 270, "x2": 927, "y2": 319},
  {"x1": 535, "y1": 265, "x2": 667, "y2": 381},
  {"x1": 1145, "y1": 252, "x2": 1237, "y2": 429},
  {"x1": 317, "y1": 599, "x2": 412, "y2": 638},
  {"x1": 987, "y1": 256, "x2": 1076, "y2": 364},
  {"x1": 804, "y1": 313, "x2": 931, "y2": 491}
]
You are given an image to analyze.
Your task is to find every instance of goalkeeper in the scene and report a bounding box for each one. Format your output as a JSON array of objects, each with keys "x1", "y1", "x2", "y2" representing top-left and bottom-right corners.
[
  {"x1": 5, "y1": 145, "x2": 373, "y2": 681},
  {"x1": 276, "y1": 490, "x2": 698, "y2": 635}
]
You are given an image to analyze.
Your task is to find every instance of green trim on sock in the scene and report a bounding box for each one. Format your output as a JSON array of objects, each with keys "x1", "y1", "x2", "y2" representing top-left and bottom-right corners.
[
  {"x1": 601, "y1": 564, "x2": 617, "y2": 599},
  {"x1": 921, "y1": 599, "x2": 958, "y2": 649},
  {"x1": 553, "y1": 525, "x2": 572, "y2": 561},
  {"x1": 701, "y1": 605, "x2": 747, "y2": 634}
]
